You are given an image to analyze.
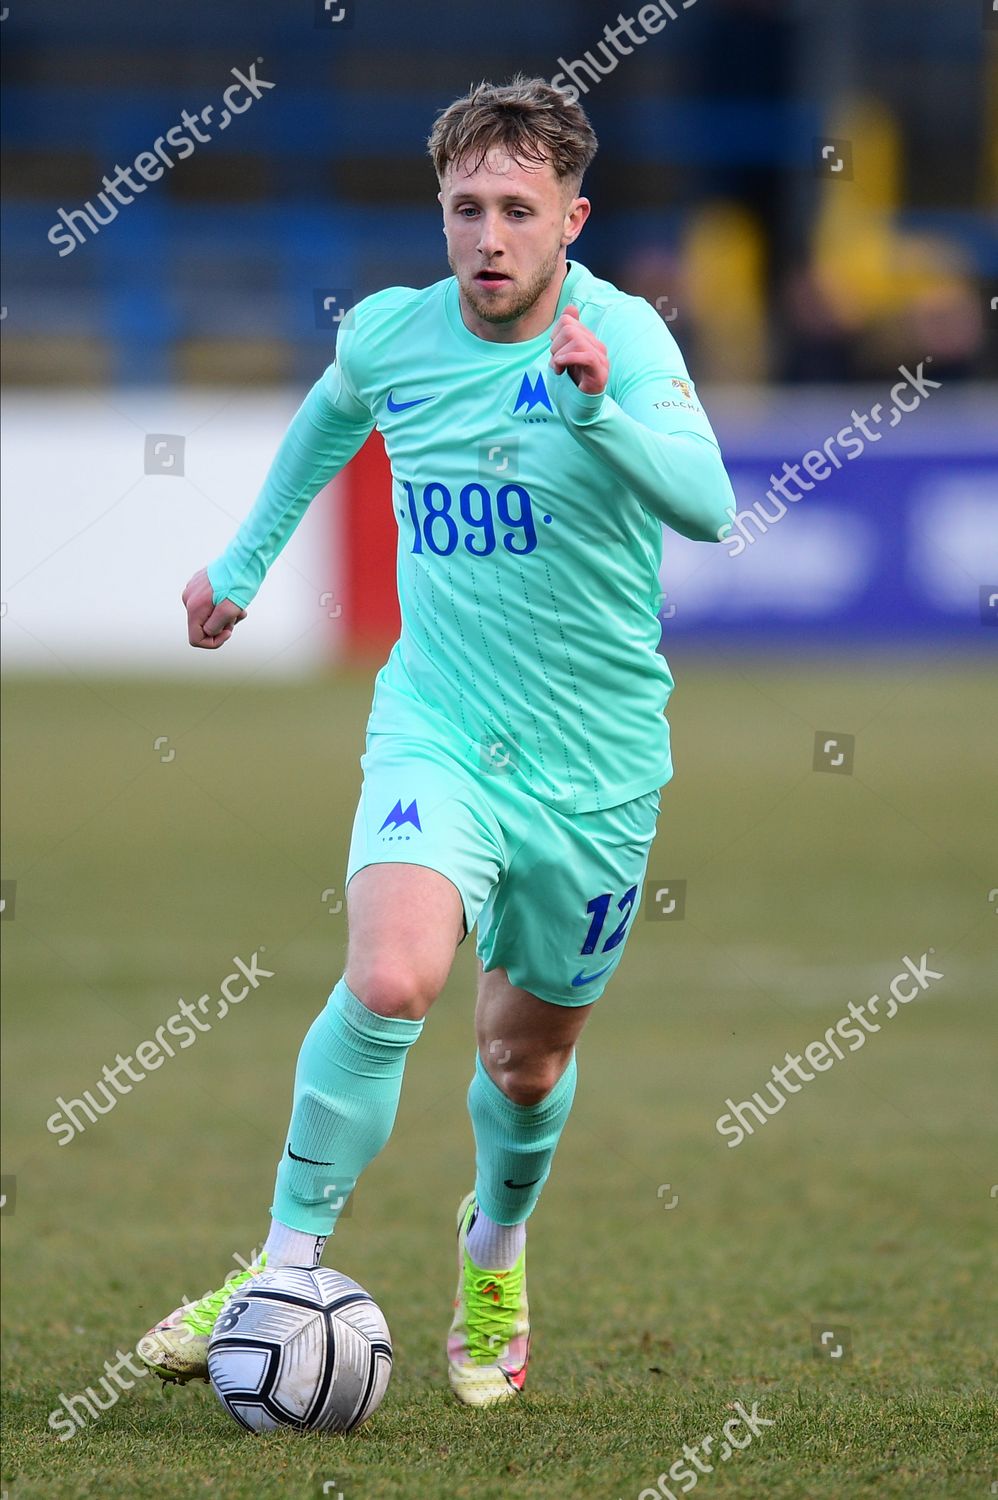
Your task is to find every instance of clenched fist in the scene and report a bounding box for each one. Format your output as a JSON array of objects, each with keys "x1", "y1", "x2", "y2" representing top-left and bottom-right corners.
[
  {"x1": 182, "y1": 567, "x2": 248, "y2": 649},
  {"x1": 549, "y1": 304, "x2": 609, "y2": 394}
]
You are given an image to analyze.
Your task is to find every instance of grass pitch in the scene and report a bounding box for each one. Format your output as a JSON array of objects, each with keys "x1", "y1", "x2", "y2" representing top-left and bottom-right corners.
[{"x1": 2, "y1": 658, "x2": 995, "y2": 1499}]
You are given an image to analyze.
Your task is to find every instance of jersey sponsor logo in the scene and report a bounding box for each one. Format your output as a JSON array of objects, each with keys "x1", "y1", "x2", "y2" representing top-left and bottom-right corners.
[
  {"x1": 654, "y1": 376, "x2": 703, "y2": 415},
  {"x1": 386, "y1": 391, "x2": 437, "y2": 413},
  {"x1": 653, "y1": 399, "x2": 704, "y2": 414},
  {"x1": 378, "y1": 798, "x2": 422, "y2": 834},
  {"x1": 513, "y1": 370, "x2": 552, "y2": 415},
  {"x1": 571, "y1": 961, "x2": 614, "y2": 987}
]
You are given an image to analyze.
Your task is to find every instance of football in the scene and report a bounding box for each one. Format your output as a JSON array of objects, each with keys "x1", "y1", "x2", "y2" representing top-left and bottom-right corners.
[{"x1": 207, "y1": 1267, "x2": 392, "y2": 1434}]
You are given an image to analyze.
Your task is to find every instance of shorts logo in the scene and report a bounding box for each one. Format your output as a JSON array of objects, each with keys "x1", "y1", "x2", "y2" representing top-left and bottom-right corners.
[
  {"x1": 378, "y1": 799, "x2": 422, "y2": 841},
  {"x1": 571, "y1": 961, "x2": 614, "y2": 988}
]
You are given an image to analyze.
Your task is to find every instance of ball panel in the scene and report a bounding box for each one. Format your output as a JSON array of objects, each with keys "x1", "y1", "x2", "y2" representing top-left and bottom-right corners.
[
  {"x1": 217, "y1": 1294, "x2": 321, "y2": 1344},
  {"x1": 231, "y1": 1401, "x2": 280, "y2": 1433},
  {"x1": 309, "y1": 1314, "x2": 370, "y2": 1432},
  {"x1": 207, "y1": 1345, "x2": 272, "y2": 1399},
  {"x1": 332, "y1": 1295, "x2": 392, "y2": 1344},
  {"x1": 351, "y1": 1346, "x2": 393, "y2": 1431},
  {"x1": 271, "y1": 1313, "x2": 330, "y2": 1423}
]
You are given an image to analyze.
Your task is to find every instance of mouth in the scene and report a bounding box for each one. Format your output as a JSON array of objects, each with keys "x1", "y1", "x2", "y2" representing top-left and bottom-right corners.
[{"x1": 475, "y1": 269, "x2": 512, "y2": 289}]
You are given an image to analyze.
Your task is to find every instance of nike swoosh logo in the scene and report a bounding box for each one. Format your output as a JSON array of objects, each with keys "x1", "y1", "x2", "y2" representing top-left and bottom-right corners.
[
  {"x1": 386, "y1": 391, "x2": 437, "y2": 412},
  {"x1": 571, "y1": 962, "x2": 614, "y2": 987},
  {"x1": 287, "y1": 1146, "x2": 335, "y2": 1165},
  {"x1": 503, "y1": 1177, "x2": 541, "y2": 1190}
]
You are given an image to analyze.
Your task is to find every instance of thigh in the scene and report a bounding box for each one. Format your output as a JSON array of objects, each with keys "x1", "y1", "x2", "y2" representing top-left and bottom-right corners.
[
  {"x1": 345, "y1": 733, "x2": 506, "y2": 984},
  {"x1": 477, "y1": 788, "x2": 661, "y2": 1006},
  {"x1": 345, "y1": 863, "x2": 466, "y2": 1005}
]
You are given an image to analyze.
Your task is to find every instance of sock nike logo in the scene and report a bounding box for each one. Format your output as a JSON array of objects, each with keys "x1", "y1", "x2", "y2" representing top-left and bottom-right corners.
[
  {"x1": 287, "y1": 1145, "x2": 335, "y2": 1166},
  {"x1": 503, "y1": 1177, "x2": 541, "y2": 1190}
]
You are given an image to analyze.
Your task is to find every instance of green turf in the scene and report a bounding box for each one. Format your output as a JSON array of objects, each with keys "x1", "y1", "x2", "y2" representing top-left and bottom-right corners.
[{"x1": 2, "y1": 660, "x2": 995, "y2": 1499}]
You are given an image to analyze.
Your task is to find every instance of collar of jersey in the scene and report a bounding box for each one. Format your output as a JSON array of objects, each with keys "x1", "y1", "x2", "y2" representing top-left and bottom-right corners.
[{"x1": 443, "y1": 259, "x2": 587, "y2": 360}]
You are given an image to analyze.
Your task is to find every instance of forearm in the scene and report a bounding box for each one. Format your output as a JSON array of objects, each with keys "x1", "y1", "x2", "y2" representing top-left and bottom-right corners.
[
  {"x1": 207, "y1": 376, "x2": 373, "y2": 607},
  {"x1": 552, "y1": 379, "x2": 735, "y2": 543}
]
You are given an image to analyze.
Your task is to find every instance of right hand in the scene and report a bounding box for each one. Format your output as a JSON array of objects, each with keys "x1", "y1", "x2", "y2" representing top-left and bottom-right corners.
[{"x1": 182, "y1": 567, "x2": 248, "y2": 649}]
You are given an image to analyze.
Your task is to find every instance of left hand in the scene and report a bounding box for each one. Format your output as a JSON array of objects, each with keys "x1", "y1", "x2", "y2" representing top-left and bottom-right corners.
[{"x1": 549, "y1": 305, "x2": 609, "y2": 395}]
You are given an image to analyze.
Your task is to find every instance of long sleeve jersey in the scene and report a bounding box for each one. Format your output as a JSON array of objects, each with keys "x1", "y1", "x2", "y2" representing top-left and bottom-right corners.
[{"x1": 208, "y1": 259, "x2": 736, "y2": 813}]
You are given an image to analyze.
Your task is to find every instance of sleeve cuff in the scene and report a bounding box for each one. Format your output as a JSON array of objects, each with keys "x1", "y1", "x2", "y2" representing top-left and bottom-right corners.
[
  {"x1": 206, "y1": 557, "x2": 252, "y2": 610},
  {"x1": 550, "y1": 370, "x2": 606, "y2": 426}
]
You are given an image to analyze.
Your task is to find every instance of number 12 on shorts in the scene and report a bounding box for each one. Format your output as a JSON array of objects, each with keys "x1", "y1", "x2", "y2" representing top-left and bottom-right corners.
[{"x1": 581, "y1": 885, "x2": 638, "y2": 955}]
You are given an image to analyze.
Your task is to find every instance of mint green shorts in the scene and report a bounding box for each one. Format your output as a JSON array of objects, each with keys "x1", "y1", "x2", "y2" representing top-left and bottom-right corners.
[{"x1": 345, "y1": 732, "x2": 661, "y2": 1005}]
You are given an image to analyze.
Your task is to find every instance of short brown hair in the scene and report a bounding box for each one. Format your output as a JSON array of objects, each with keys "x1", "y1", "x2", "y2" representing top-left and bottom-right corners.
[{"x1": 428, "y1": 74, "x2": 598, "y2": 196}]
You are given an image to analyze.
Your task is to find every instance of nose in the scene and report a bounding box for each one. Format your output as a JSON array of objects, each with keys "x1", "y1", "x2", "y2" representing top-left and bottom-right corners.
[{"x1": 476, "y1": 211, "x2": 504, "y2": 259}]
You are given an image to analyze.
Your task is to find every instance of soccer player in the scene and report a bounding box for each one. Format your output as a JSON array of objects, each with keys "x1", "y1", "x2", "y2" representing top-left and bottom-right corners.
[{"x1": 138, "y1": 75, "x2": 735, "y2": 1407}]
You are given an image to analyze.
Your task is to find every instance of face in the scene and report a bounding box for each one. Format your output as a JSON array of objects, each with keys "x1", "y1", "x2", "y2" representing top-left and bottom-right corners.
[{"x1": 438, "y1": 149, "x2": 590, "y2": 335}]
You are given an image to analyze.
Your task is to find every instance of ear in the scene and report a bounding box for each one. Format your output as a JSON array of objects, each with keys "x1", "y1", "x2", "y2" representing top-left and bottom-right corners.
[{"x1": 562, "y1": 196, "x2": 591, "y2": 246}]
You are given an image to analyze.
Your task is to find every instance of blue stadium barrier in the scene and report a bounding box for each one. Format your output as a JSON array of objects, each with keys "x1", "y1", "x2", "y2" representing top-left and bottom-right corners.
[{"x1": 657, "y1": 402, "x2": 998, "y2": 645}]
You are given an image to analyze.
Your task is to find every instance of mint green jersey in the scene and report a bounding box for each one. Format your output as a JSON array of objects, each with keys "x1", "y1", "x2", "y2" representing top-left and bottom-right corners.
[{"x1": 208, "y1": 259, "x2": 735, "y2": 813}]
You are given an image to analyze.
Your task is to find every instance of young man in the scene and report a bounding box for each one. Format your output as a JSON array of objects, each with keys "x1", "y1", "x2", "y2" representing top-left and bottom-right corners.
[{"x1": 138, "y1": 75, "x2": 735, "y2": 1408}]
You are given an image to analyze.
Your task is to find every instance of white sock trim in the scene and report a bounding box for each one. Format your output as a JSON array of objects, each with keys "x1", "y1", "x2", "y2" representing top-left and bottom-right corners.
[
  {"x1": 466, "y1": 1204, "x2": 526, "y2": 1271},
  {"x1": 263, "y1": 1218, "x2": 327, "y2": 1269}
]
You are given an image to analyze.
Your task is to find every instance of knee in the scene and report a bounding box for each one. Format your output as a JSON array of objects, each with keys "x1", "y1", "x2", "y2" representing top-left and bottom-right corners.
[
  {"x1": 347, "y1": 960, "x2": 440, "y2": 1021},
  {"x1": 483, "y1": 1047, "x2": 572, "y2": 1106},
  {"x1": 501, "y1": 1072, "x2": 556, "y2": 1107}
]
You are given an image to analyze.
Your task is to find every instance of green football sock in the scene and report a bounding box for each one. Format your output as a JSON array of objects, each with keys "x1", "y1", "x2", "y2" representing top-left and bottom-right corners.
[
  {"x1": 467, "y1": 1049, "x2": 578, "y2": 1225},
  {"x1": 271, "y1": 978, "x2": 423, "y2": 1235}
]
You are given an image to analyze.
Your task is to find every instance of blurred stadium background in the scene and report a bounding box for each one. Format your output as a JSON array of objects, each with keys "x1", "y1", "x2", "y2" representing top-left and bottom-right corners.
[
  {"x1": 2, "y1": 0, "x2": 996, "y2": 665},
  {"x1": 2, "y1": 3, "x2": 996, "y2": 1498}
]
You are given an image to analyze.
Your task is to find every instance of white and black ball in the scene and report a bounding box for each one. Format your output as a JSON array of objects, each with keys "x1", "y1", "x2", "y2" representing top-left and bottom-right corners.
[{"x1": 207, "y1": 1266, "x2": 392, "y2": 1434}]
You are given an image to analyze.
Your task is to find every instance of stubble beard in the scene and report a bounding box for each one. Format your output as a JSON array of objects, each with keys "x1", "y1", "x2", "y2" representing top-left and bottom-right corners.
[{"x1": 451, "y1": 240, "x2": 566, "y2": 327}]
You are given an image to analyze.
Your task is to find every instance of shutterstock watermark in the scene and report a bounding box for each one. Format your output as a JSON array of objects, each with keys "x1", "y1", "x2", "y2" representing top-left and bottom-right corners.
[
  {"x1": 47, "y1": 1344, "x2": 154, "y2": 1441},
  {"x1": 48, "y1": 1246, "x2": 262, "y2": 1440},
  {"x1": 47, "y1": 61, "x2": 275, "y2": 257},
  {"x1": 46, "y1": 951, "x2": 275, "y2": 1144},
  {"x1": 719, "y1": 360, "x2": 942, "y2": 557},
  {"x1": 624, "y1": 1401, "x2": 775, "y2": 1500},
  {"x1": 551, "y1": 2, "x2": 698, "y2": 103},
  {"x1": 716, "y1": 952, "x2": 943, "y2": 1148}
]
